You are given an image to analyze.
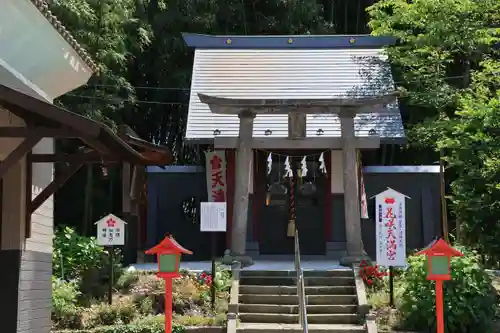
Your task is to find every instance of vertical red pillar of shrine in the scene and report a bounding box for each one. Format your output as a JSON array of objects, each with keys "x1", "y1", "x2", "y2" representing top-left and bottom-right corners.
[
  {"x1": 226, "y1": 150, "x2": 236, "y2": 247},
  {"x1": 165, "y1": 278, "x2": 173, "y2": 333},
  {"x1": 436, "y1": 280, "x2": 444, "y2": 333}
]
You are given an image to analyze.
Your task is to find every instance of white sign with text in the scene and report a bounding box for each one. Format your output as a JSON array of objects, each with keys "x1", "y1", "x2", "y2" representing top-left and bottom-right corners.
[
  {"x1": 372, "y1": 188, "x2": 410, "y2": 267},
  {"x1": 200, "y1": 202, "x2": 227, "y2": 232},
  {"x1": 95, "y1": 213, "x2": 127, "y2": 246}
]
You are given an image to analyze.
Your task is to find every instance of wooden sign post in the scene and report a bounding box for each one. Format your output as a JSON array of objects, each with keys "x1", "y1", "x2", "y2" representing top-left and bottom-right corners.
[
  {"x1": 204, "y1": 150, "x2": 229, "y2": 310},
  {"x1": 200, "y1": 201, "x2": 227, "y2": 310},
  {"x1": 145, "y1": 235, "x2": 192, "y2": 333},
  {"x1": 371, "y1": 187, "x2": 410, "y2": 307},
  {"x1": 95, "y1": 213, "x2": 127, "y2": 305},
  {"x1": 416, "y1": 239, "x2": 463, "y2": 333}
]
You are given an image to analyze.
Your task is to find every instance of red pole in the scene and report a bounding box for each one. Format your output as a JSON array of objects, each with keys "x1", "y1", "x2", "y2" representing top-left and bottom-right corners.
[
  {"x1": 435, "y1": 280, "x2": 444, "y2": 333},
  {"x1": 165, "y1": 278, "x2": 173, "y2": 333}
]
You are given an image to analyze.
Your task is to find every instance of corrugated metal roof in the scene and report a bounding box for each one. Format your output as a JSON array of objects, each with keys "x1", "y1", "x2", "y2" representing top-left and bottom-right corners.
[{"x1": 186, "y1": 48, "x2": 404, "y2": 140}]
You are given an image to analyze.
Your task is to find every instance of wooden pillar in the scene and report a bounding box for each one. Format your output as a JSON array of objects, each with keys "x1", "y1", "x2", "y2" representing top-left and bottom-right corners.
[
  {"x1": 339, "y1": 110, "x2": 365, "y2": 265},
  {"x1": 231, "y1": 111, "x2": 255, "y2": 257},
  {"x1": 122, "y1": 162, "x2": 133, "y2": 264}
]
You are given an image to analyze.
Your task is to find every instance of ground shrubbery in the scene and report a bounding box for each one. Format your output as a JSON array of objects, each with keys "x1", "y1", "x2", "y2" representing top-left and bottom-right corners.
[
  {"x1": 52, "y1": 228, "x2": 231, "y2": 332},
  {"x1": 365, "y1": 246, "x2": 498, "y2": 333},
  {"x1": 397, "y1": 246, "x2": 497, "y2": 333},
  {"x1": 53, "y1": 268, "x2": 230, "y2": 331}
]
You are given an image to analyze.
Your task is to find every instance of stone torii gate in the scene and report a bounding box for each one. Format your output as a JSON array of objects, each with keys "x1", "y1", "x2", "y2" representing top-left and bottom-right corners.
[{"x1": 199, "y1": 92, "x2": 398, "y2": 265}]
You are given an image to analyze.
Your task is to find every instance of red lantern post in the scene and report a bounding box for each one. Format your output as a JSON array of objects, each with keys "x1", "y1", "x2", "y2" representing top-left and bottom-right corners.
[
  {"x1": 416, "y1": 239, "x2": 463, "y2": 333},
  {"x1": 145, "y1": 235, "x2": 193, "y2": 333}
]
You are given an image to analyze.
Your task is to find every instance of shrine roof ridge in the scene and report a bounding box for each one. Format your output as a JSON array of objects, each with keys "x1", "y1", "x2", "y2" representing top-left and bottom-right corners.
[{"x1": 182, "y1": 33, "x2": 397, "y2": 49}]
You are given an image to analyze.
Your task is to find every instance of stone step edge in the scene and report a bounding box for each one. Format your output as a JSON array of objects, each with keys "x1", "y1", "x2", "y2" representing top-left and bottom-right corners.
[
  {"x1": 238, "y1": 304, "x2": 357, "y2": 307},
  {"x1": 235, "y1": 323, "x2": 366, "y2": 331},
  {"x1": 239, "y1": 294, "x2": 357, "y2": 297},
  {"x1": 239, "y1": 313, "x2": 360, "y2": 317},
  {"x1": 239, "y1": 286, "x2": 356, "y2": 291}
]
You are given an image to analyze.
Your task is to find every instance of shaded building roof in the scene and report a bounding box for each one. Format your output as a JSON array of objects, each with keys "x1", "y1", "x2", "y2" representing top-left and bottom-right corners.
[
  {"x1": 29, "y1": 0, "x2": 98, "y2": 72},
  {"x1": 0, "y1": 84, "x2": 172, "y2": 166},
  {"x1": 182, "y1": 33, "x2": 404, "y2": 143}
]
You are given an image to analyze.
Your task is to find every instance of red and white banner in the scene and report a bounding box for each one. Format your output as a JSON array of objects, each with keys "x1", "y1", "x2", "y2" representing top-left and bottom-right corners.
[
  {"x1": 358, "y1": 151, "x2": 369, "y2": 219},
  {"x1": 373, "y1": 187, "x2": 409, "y2": 267},
  {"x1": 205, "y1": 150, "x2": 227, "y2": 202}
]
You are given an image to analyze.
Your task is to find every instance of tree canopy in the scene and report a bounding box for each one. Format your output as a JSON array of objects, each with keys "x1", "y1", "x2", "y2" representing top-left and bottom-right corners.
[
  {"x1": 48, "y1": 0, "x2": 500, "y2": 263},
  {"x1": 368, "y1": 0, "x2": 500, "y2": 263}
]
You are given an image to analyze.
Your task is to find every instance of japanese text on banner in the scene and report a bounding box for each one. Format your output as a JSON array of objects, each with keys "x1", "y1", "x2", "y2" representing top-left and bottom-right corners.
[
  {"x1": 375, "y1": 189, "x2": 407, "y2": 267},
  {"x1": 205, "y1": 151, "x2": 227, "y2": 203}
]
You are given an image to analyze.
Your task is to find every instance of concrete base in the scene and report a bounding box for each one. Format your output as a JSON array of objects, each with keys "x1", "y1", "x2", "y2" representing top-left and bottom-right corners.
[
  {"x1": 339, "y1": 254, "x2": 370, "y2": 267},
  {"x1": 326, "y1": 242, "x2": 347, "y2": 260},
  {"x1": 222, "y1": 250, "x2": 254, "y2": 268},
  {"x1": 246, "y1": 241, "x2": 260, "y2": 259}
]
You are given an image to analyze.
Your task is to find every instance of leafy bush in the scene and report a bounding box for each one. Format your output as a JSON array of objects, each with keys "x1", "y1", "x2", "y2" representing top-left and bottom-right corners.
[
  {"x1": 53, "y1": 226, "x2": 106, "y2": 280},
  {"x1": 52, "y1": 277, "x2": 84, "y2": 329},
  {"x1": 51, "y1": 317, "x2": 185, "y2": 333},
  {"x1": 396, "y1": 246, "x2": 497, "y2": 333},
  {"x1": 174, "y1": 313, "x2": 227, "y2": 326},
  {"x1": 53, "y1": 277, "x2": 82, "y2": 313},
  {"x1": 86, "y1": 302, "x2": 138, "y2": 327},
  {"x1": 54, "y1": 226, "x2": 124, "y2": 299},
  {"x1": 117, "y1": 270, "x2": 141, "y2": 293},
  {"x1": 214, "y1": 265, "x2": 232, "y2": 292}
]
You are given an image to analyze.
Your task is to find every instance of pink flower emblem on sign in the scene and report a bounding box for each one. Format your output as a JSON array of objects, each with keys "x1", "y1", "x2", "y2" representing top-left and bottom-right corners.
[{"x1": 106, "y1": 218, "x2": 116, "y2": 227}]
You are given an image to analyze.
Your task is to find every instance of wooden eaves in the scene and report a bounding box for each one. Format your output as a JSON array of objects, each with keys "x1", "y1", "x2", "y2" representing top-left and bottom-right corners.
[{"x1": 0, "y1": 84, "x2": 172, "y2": 236}]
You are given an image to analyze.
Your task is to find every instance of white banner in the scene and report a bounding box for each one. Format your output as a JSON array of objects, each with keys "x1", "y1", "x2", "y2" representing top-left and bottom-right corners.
[
  {"x1": 200, "y1": 202, "x2": 227, "y2": 232},
  {"x1": 205, "y1": 150, "x2": 227, "y2": 202},
  {"x1": 373, "y1": 188, "x2": 409, "y2": 267}
]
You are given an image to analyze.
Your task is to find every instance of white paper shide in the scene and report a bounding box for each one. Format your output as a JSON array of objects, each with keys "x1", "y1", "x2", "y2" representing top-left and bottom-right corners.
[
  {"x1": 200, "y1": 202, "x2": 227, "y2": 232},
  {"x1": 373, "y1": 188, "x2": 410, "y2": 267},
  {"x1": 95, "y1": 213, "x2": 127, "y2": 246}
]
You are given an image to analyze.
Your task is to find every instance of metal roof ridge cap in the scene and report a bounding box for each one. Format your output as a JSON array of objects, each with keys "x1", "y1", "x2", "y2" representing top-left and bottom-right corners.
[{"x1": 182, "y1": 33, "x2": 397, "y2": 49}]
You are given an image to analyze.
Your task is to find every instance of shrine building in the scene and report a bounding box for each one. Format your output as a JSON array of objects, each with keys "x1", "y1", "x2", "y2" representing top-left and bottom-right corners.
[{"x1": 144, "y1": 34, "x2": 442, "y2": 265}]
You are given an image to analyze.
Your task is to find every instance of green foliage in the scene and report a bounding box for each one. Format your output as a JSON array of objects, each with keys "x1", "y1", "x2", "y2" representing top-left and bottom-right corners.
[
  {"x1": 396, "y1": 247, "x2": 497, "y2": 333},
  {"x1": 86, "y1": 302, "x2": 138, "y2": 327},
  {"x1": 214, "y1": 264, "x2": 232, "y2": 293},
  {"x1": 368, "y1": 0, "x2": 500, "y2": 262},
  {"x1": 53, "y1": 226, "x2": 105, "y2": 280},
  {"x1": 52, "y1": 277, "x2": 82, "y2": 314},
  {"x1": 52, "y1": 318, "x2": 184, "y2": 333},
  {"x1": 368, "y1": 0, "x2": 499, "y2": 114},
  {"x1": 435, "y1": 63, "x2": 500, "y2": 265},
  {"x1": 52, "y1": 277, "x2": 84, "y2": 329},
  {"x1": 48, "y1": 0, "x2": 148, "y2": 127},
  {"x1": 53, "y1": 226, "x2": 124, "y2": 300},
  {"x1": 116, "y1": 270, "x2": 141, "y2": 293}
]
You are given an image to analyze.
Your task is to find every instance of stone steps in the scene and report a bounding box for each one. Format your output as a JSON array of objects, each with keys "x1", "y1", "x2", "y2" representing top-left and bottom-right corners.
[
  {"x1": 239, "y1": 313, "x2": 361, "y2": 325},
  {"x1": 241, "y1": 270, "x2": 353, "y2": 278},
  {"x1": 240, "y1": 276, "x2": 355, "y2": 286},
  {"x1": 238, "y1": 304, "x2": 357, "y2": 314},
  {"x1": 239, "y1": 294, "x2": 358, "y2": 305},
  {"x1": 235, "y1": 269, "x2": 366, "y2": 333},
  {"x1": 239, "y1": 285, "x2": 356, "y2": 295},
  {"x1": 236, "y1": 323, "x2": 365, "y2": 333}
]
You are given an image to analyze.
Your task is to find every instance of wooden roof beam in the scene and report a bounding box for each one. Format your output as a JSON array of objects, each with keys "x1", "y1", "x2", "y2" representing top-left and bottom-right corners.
[
  {"x1": 198, "y1": 92, "x2": 399, "y2": 115},
  {"x1": 29, "y1": 159, "x2": 85, "y2": 214},
  {"x1": 214, "y1": 136, "x2": 380, "y2": 149},
  {"x1": 0, "y1": 135, "x2": 41, "y2": 178}
]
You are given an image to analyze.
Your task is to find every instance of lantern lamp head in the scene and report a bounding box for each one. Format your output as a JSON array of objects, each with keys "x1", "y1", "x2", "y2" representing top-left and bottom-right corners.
[
  {"x1": 416, "y1": 238, "x2": 463, "y2": 281},
  {"x1": 145, "y1": 235, "x2": 193, "y2": 279}
]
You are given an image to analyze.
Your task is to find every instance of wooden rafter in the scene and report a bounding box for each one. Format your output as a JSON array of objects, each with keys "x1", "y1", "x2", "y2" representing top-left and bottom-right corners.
[
  {"x1": 29, "y1": 160, "x2": 85, "y2": 214},
  {"x1": 0, "y1": 126, "x2": 80, "y2": 138},
  {"x1": 0, "y1": 135, "x2": 41, "y2": 178},
  {"x1": 30, "y1": 151, "x2": 120, "y2": 164}
]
